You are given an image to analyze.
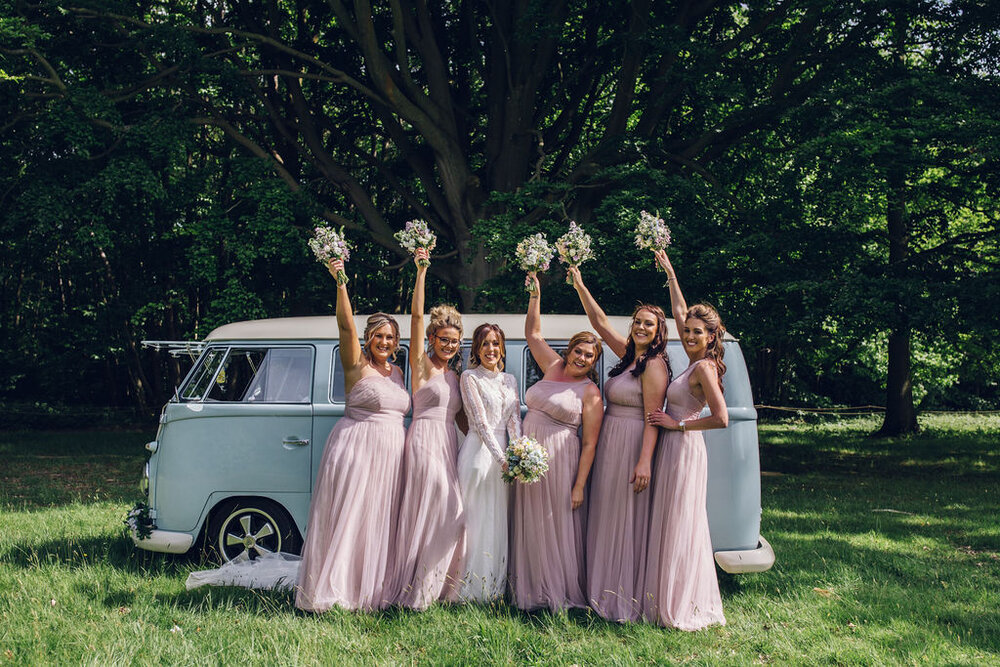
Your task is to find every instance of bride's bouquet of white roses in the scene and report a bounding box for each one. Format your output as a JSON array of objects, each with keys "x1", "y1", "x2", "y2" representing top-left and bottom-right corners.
[
  {"x1": 555, "y1": 221, "x2": 595, "y2": 285},
  {"x1": 394, "y1": 219, "x2": 437, "y2": 267},
  {"x1": 501, "y1": 435, "x2": 549, "y2": 484},
  {"x1": 633, "y1": 210, "x2": 672, "y2": 253},
  {"x1": 308, "y1": 225, "x2": 351, "y2": 285},
  {"x1": 514, "y1": 233, "x2": 555, "y2": 294}
]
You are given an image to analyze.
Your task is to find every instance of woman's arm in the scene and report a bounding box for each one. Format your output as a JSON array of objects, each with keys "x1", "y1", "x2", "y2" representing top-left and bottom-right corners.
[
  {"x1": 653, "y1": 249, "x2": 688, "y2": 326},
  {"x1": 524, "y1": 272, "x2": 563, "y2": 373},
  {"x1": 572, "y1": 383, "x2": 603, "y2": 509},
  {"x1": 632, "y1": 356, "x2": 669, "y2": 493},
  {"x1": 568, "y1": 265, "x2": 627, "y2": 358},
  {"x1": 409, "y1": 248, "x2": 429, "y2": 392},
  {"x1": 683, "y1": 361, "x2": 729, "y2": 430},
  {"x1": 460, "y1": 372, "x2": 507, "y2": 464},
  {"x1": 330, "y1": 259, "x2": 363, "y2": 394}
]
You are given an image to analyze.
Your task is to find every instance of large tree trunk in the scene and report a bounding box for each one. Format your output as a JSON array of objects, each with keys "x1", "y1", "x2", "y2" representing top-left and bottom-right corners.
[{"x1": 875, "y1": 166, "x2": 918, "y2": 436}]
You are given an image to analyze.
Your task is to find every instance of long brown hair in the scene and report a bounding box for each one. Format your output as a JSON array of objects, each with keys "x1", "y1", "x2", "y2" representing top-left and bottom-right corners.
[
  {"x1": 686, "y1": 303, "x2": 726, "y2": 390},
  {"x1": 562, "y1": 331, "x2": 603, "y2": 384},
  {"x1": 608, "y1": 303, "x2": 671, "y2": 381},
  {"x1": 469, "y1": 323, "x2": 506, "y2": 371}
]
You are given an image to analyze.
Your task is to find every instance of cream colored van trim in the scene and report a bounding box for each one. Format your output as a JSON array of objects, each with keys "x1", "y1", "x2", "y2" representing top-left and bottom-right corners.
[{"x1": 206, "y1": 314, "x2": 735, "y2": 343}]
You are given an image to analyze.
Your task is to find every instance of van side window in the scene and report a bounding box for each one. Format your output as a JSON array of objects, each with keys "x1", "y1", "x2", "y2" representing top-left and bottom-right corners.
[
  {"x1": 187, "y1": 347, "x2": 313, "y2": 403},
  {"x1": 330, "y1": 345, "x2": 409, "y2": 402},
  {"x1": 523, "y1": 346, "x2": 603, "y2": 393}
]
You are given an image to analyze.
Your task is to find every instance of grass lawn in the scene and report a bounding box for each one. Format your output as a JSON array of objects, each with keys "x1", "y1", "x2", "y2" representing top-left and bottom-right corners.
[{"x1": 1, "y1": 414, "x2": 998, "y2": 664}]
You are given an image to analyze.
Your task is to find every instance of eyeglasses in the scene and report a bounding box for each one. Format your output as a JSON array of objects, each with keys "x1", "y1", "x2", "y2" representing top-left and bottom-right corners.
[{"x1": 435, "y1": 335, "x2": 461, "y2": 347}]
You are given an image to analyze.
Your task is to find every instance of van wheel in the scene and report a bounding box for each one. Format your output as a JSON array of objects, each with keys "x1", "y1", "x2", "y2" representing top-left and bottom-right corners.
[{"x1": 205, "y1": 498, "x2": 302, "y2": 563}]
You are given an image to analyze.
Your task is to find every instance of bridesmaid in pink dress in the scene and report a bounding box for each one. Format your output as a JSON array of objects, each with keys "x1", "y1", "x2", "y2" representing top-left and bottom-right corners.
[
  {"x1": 642, "y1": 249, "x2": 728, "y2": 630},
  {"x1": 295, "y1": 259, "x2": 410, "y2": 613},
  {"x1": 510, "y1": 272, "x2": 604, "y2": 612},
  {"x1": 393, "y1": 248, "x2": 469, "y2": 609},
  {"x1": 568, "y1": 265, "x2": 669, "y2": 622}
]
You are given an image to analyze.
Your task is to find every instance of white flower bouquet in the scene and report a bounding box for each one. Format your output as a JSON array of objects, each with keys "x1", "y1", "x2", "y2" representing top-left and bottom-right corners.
[
  {"x1": 555, "y1": 221, "x2": 595, "y2": 285},
  {"x1": 394, "y1": 219, "x2": 437, "y2": 267},
  {"x1": 633, "y1": 210, "x2": 672, "y2": 253},
  {"x1": 308, "y1": 225, "x2": 351, "y2": 285},
  {"x1": 501, "y1": 435, "x2": 549, "y2": 484},
  {"x1": 514, "y1": 233, "x2": 555, "y2": 293}
]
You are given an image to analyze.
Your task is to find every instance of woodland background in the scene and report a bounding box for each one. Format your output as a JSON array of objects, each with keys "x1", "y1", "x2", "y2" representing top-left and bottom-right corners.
[{"x1": 2, "y1": 0, "x2": 998, "y2": 435}]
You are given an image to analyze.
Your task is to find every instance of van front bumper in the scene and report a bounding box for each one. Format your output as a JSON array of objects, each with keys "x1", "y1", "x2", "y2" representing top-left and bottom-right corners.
[
  {"x1": 130, "y1": 526, "x2": 195, "y2": 554},
  {"x1": 714, "y1": 535, "x2": 775, "y2": 574}
]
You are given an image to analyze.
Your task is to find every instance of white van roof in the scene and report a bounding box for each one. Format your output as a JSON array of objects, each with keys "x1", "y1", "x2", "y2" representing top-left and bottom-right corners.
[{"x1": 205, "y1": 314, "x2": 734, "y2": 342}]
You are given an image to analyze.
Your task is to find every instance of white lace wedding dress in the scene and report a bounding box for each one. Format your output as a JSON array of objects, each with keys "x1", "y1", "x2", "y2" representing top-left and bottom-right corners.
[{"x1": 457, "y1": 365, "x2": 521, "y2": 602}]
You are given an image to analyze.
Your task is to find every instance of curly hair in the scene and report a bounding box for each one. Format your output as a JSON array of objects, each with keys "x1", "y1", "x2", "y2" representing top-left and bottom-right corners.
[
  {"x1": 563, "y1": 331, "x2": 603, "y2": 384},
  {"x1": 469, "y1": 323, "x2": 506, "y2": 371},
  {"x1": 685, "y1": 303, "x2": 726, "y2": 390},
  {"x1": 608, "y1": 303, "x2": 672, "y2": 381},
  {"x1": 426, "y1": 304, "x2": 463, "y2": 371},
  {"x1": 362, "y1": 312, "x2": 400, "y2": 361}
]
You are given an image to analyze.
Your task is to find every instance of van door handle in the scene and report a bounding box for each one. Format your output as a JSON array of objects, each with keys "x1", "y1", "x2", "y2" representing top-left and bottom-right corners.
[{"x1": 282, "y1": 437, "x2": 310, "y2": 449}]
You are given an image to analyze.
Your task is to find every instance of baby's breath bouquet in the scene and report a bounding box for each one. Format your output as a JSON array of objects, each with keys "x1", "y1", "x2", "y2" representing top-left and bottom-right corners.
[
  {"x1": 394, "y1": 219, "x2": 437, "y2": 267},
  {"x1": 555, "y1": 221, "x2": 595, "y2": 285},
  {"x1": 502, "y1": 435, "x2": 549, "y2": 484},
  {"x1": 633, "y1": 210, "x2": 672, "y2": 253},
  {"x1": 308, "y1": 226, "x2": 351, "y2": 285},
  {"x1": 514, "y1": 233, "x2": 555, "y2": 294}
]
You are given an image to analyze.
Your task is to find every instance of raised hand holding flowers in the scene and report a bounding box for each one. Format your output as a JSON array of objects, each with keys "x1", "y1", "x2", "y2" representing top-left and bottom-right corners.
[
  {"x1": 308, "y1": 225, "x2": 351, "y2": 285},
  {"x1": 555, "y1": 221, "x2": 595, "y2": 285},
  {"x1": 515, "y1": 233, "x2": 555, "y2": 293},
  {"x1": 394, "y1": 219, "x2": 437, "y2": 267},
  {"x1": 634, "y1": 210, "x2": 672, "y2": 254}
]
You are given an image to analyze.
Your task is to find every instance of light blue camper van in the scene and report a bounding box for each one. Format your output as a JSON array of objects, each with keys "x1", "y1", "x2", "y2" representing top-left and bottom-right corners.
[{"x1": 133, "y1": 314, "x2": 773, "y2": 573}]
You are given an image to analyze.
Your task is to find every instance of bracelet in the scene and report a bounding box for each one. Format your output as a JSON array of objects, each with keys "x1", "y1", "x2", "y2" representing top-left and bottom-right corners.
[{"x1": 678, "y1": 420, "x2": 686, "y2": 432}]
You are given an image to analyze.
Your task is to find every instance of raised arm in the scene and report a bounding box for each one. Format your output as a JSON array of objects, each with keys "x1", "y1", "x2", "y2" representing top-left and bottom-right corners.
[
  {"x1": 632, "y1": 356, "x2": 669, "y2": 493},
  {"x1": 409, "y1": 248, "x2": 429, "y2": 390},
  {"x1": 330, "y1": 259, "x2": 363, "y2": 390},
  {"x1": 460, "y1": 372, "x2": 507, "y2": 464},
  {"x1": 524, "y1": 272, "x2": 562, "y2": 373},
  {"x1": 653, "y1": 249, "x2": 688, "y2": 326},
  {"x1": 568, "y1": 265, "x2": 627, "y2": 358},
  {"x1": 572, "y1": 383, "x2": 604, "y2": 509}
]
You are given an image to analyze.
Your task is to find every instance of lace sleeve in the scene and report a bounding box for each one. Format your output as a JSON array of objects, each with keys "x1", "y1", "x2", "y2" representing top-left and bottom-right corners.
[
  {"x1": 460, "y1": 371, "x2": 507, "y2": 464},
  {"x1": 504, "y1": 373, "x2": 522, "y2": 440}
]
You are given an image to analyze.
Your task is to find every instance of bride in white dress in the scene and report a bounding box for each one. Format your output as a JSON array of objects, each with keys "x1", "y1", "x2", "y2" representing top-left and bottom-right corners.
[{"x1": 457, "y1": 323, "x2": 521, "y2": 602}]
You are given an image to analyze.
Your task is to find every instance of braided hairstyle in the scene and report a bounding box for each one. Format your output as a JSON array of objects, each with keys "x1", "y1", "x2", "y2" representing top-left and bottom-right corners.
[
  {"x1": 608, "y1": 303, "x2": 672, "y2": 381},
  {"x1": 686, "y1": 303, "x2": 726, "y2": 391}
]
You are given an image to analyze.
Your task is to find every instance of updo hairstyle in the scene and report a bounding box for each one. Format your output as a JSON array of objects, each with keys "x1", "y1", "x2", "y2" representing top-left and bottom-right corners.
[{"x1": 563, "y1": 331, "x2": 603, "y2": 384}]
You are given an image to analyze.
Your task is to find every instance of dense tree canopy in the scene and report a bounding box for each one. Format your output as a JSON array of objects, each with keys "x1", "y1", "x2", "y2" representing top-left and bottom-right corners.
[{"x1": 2, "y1": 0, "x2": 998, "y2": 433}]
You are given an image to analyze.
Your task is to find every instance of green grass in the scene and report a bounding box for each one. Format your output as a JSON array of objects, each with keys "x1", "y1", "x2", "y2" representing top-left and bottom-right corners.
[{"x1": 1, "y1": 415, "x2": 998, "y2": 664}]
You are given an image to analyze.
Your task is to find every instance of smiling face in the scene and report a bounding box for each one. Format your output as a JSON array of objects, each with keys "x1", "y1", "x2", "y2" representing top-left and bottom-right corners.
[
  {"x1": 564, "y1": 341, "x2": 598, "y2": 378},
  {"x1": 476, "y1": 330, "x2": 503, "y2": 371},
  {"x1": 366, "y1": 323, "x2": 398, "y2": 363},
  {"x1": 430, "y1": 325, "x2": 461, "y2": 362},
  {"x1": 682, "y1": 316, "x2": 714, "y2": 359},
  {"x1": 630, "y1": 308, "x2": 659, "y2": 352}
]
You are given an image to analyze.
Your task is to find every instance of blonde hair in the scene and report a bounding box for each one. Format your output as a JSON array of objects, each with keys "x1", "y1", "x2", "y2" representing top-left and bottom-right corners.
[
  {"x1": 426, "y1": 304, "x2": 463, "y2": 371},
  {"x1": 363, "y1": 312, "x2": 400, "y2": 361}
]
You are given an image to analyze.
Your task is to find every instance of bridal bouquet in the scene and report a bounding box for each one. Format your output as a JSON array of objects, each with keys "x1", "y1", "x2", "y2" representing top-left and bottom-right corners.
[
  {"x1": 308, "y1": 225, "x2": 351, "y2": 285},
  {"x1": 514, "y1": 233, "x2": 555, "y2": 294},
  {"x1": 633, "y1": 210, "x2": 672, "y2": 252},
  {"x1": 555, "y1": 221, "x2": 595, "y2": 285},
  {"x1": 394, "y1": 219, "x2": 437, "y2": 267},
  {"x1": 502, "y1": 435, "x2": 549, "y2": 484}
]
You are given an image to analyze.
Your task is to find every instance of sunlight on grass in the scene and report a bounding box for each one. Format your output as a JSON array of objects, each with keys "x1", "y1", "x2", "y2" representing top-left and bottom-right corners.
[{"x1": 1, "y1": 419, "x2": 998, "y2": 663}]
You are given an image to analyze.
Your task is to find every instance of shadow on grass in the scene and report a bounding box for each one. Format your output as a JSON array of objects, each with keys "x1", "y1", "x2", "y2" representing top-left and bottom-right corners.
[{"x1": 0, "y1": 532, "x2": 202, "y2": 577}]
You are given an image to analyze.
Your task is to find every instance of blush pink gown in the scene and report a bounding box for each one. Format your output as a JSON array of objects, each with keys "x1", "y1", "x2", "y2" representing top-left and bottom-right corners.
[
  {"x1": 392, "y1": 372, "x2": 466, "y2": 609},
  {"x1": 511, "y1": 378, "x2": 591, "y2": 612},
  {"x1": 295, "y1": 371, "x2": 410, "y2": 612},
  {"x1": 586, "y1": 365, "x2": 653, "y2": 622},
  {"x1": 641, "y1": 360, "x2": 726, "y2": 630}
]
